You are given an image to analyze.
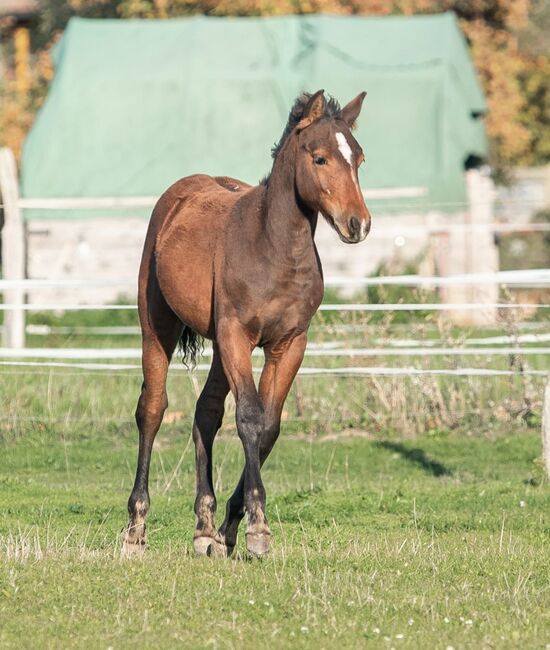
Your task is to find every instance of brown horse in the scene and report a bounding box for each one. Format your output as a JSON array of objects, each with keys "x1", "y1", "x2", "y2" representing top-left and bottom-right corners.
[{"x1": 122, "y1": 89, "x2": 371, "y2": 558}]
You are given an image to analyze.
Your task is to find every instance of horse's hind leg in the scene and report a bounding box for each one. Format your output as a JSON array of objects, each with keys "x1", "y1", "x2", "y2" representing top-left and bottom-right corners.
[
  {"x1": 192, "y1": 344, "x2": 229, "y2": 556},
  {"x1": 122, "y1": 293, "x2": 181, "y2": 556}
]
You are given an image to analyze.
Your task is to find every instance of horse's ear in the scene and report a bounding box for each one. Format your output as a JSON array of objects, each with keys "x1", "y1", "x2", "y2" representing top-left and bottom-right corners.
[
  {"x1": 340, "y1": 91, "x2": 367, "y2": 129},
  {"x1": 296, "y1": 90, "x2": 326, "y2": 131}
]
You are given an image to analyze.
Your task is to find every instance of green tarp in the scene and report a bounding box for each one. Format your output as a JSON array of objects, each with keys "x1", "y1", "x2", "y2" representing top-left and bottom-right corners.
[{"x1": 21, "y1": 12, "x2": 487, "y2": 218}]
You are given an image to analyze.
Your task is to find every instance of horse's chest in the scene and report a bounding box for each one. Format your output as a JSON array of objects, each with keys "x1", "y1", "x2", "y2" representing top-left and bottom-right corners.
[{"x1": 244, "y1": 270, "x2": 323, "y2": 342}]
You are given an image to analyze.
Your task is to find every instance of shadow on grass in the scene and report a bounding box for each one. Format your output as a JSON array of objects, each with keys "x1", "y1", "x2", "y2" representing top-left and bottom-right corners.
[{"x1": 375, "y1": 440, "x2": 452, "y2": 477}]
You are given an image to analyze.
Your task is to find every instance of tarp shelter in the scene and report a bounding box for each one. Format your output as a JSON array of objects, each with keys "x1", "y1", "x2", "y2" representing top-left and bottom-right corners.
[{"x1": 22, "y1": 12, "x2": 487, "y2": 218}]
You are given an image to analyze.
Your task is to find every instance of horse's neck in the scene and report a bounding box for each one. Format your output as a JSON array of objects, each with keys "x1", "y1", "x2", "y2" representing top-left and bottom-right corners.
[{"x1": 262, "y1": 158, "x2": 318, "y2": 263}]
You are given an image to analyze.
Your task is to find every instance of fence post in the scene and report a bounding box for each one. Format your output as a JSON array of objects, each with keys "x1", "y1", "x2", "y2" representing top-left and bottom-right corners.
[
  {"x1": 543, "y1": 376, "x2": 550, "y2": 480},
  {"x1": 0, "y1": 148, "x2": 25, "y2": 348},
  {"x1": 436, "y1": 168, "x2": 498, "y2": 326},
  {"x1": 464, "y1": 167, "x2": 498, "y2": 325}
]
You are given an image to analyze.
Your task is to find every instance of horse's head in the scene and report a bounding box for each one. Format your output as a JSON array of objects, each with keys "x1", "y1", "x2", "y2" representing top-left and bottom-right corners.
[{"x1": 293, "y1": 90, "x2": 371, "y2": 244}]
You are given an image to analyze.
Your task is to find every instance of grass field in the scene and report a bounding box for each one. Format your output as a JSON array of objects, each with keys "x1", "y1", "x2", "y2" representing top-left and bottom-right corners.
[
  {"x1": 13, "y1": 297, "x2": 550, "y2": 438},
  {"x1": 1, "y1": 301, "x2": 549, "y2": 648},
  {"x1": 1, "y1": 411, "x2": 549, "y2": 648}
]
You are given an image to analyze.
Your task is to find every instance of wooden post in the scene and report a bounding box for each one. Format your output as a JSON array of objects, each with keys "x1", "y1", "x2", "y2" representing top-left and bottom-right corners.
[
  {"x1": 543, "y1": 376, "x2": 550, "y2": 480},
  {"x1": 0, "y1": 148, "x2": 26, "y2": 348}
]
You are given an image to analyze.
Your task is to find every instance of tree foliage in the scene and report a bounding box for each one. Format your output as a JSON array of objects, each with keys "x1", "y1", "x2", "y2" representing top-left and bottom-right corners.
[{"x1": 1, "y1": 0, "x2": 549, "y2": 169}]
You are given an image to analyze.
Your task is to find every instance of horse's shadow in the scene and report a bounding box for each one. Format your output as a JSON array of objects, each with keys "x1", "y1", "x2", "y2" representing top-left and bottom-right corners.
[{"x1": 374, "y1": 440, "x2": 452, "y2": 477}]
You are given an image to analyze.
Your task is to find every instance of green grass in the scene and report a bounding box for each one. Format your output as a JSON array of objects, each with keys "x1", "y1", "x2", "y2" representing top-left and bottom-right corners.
[
  {"x1": 1, "y1": 296, "x2": 549, "y2": 647},
  {"x1": 0, "y1": 343, "x2": 546, "y2": 440},
  {"x1": 1, "y1": 419, "x2": 549, "y2": 649}
]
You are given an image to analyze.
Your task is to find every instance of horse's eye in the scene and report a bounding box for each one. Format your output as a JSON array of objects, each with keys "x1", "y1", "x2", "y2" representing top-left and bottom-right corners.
[{"x1": 313, "y1": 155, "x2": 327, "y2": 166}]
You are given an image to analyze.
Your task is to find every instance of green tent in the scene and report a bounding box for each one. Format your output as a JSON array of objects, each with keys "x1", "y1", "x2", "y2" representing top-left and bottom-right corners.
[{"x1": 21, "y1": 12, "x2": 487, "y2": 218}]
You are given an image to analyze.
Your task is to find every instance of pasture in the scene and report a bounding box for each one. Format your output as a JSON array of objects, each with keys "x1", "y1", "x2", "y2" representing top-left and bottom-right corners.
[
  {"x1": 1, "y1": 307, "x2": 550, "y2": 649},
  {"x1": 1, "y1": 415, "x2": 549, "y2": 648}
]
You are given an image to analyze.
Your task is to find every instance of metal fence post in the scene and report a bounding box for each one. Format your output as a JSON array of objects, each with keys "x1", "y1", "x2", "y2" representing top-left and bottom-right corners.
[{"x1": 0, "y1": 147, "x2": 25, "y2": 348}]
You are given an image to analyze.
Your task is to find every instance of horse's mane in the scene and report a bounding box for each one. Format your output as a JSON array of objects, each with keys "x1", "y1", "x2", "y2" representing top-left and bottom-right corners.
[
  {"x1": 271, "y1": 92, "x2": 342, "y2": 161},
  {"x1": 261, "y1": 92, "x2": 341, "y2": 185}
]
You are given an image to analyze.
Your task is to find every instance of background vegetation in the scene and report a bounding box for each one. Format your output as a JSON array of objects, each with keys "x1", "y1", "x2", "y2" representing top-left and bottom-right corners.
[{"x1": 1, "y1": 0, "x2": 550, "y2": 173}]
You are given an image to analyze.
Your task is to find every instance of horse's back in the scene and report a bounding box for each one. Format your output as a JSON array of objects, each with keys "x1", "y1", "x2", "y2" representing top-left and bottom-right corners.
[
  {"x1": 141, "y1": 174, "x2": 251, "y2": 337},
  {"x1": 153, "y1": 174, "x2": 250, "y2": 236}
]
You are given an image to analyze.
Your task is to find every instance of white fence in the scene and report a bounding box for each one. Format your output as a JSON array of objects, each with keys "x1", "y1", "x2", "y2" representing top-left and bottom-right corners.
[
  {"x1": 1, "y1": 145, "x2": 549, "y2": 346},
  {"x1": 2, "y1": 145, "x2": 550, "y2": 346},
  {"x1": 1, "y1": 143, "x2": 550, "y2": 347},
  {"x1": 0, "y1": 269, "x2": 548, "y2": 374}
]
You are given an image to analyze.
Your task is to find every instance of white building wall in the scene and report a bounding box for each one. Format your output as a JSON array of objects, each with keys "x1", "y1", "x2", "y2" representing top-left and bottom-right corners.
[{"x1": 26, "y1": 217, "x2": 146, "y2": 305}]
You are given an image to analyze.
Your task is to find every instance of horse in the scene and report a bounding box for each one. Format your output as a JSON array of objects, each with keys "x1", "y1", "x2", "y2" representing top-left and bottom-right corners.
[{"x1": 122, "y1": 89, "x2": 371, "y2": 558}]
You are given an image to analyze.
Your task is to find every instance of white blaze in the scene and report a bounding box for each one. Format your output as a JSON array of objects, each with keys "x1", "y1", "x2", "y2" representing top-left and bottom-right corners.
[
  {"x1": 336, "y1": 131, "x2": 360, "y2": 193},
  {"x1": 335, "y1": 132, "x2": 353, "y2": 166},
  {"x1": 335, "y1": 131, "x2": 367, "y2": 239}
]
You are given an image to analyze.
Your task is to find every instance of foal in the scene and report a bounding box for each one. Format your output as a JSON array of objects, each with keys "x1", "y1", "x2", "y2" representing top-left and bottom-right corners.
[{"x1": 123, "y1": 90, "x2": 371, "y2": 558}]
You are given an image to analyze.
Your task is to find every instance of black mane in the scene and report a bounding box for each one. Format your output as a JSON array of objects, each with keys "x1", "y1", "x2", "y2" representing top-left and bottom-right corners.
[
  {"x1": 270, "y1": 92, "x2": 342, "y2": 161},
  {"x1": 260, "y1": 92, "x2": 342, "y2": 185}
]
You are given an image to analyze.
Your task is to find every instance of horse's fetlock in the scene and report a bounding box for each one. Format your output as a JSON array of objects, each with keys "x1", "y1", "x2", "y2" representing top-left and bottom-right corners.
[
  {"x1": 194, "y1": 493, "x2": 216, "y2": 518},
  {"x1": 245, "y1": 492, "x2": 266, "y2": 524},
  {"x1": 246, "y1": 504, "x2": 270, "y2": 533},
  {"x1": 128, "y1": 494, "x2": 149, "y2": 517}
]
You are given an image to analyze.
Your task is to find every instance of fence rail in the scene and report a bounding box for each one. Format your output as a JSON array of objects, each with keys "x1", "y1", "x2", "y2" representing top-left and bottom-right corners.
[
  {"x1": 0, "y1": 359, "x2": 547, "y2": 377},
  {"x1": 22, "y1": 325, "x2": 550, "y2": 344},
  {"x1": 1, "y1": 268, "x2": 550, "y2": 291},
  {"x1": 1, "y1": 345, "x2": 550, "y2": 360},
  {"x1": 2, "y1": 302, "x2": 550, "y2": 312}
]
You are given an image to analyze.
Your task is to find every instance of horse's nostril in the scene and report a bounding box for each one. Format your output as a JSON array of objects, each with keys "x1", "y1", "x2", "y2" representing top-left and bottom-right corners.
[
  {"x1": 365, "y1": 216, "x2": 371, "y2": 235},
  {"x1": 349, "y1": 216, "x2": 360, "y2": 236}
]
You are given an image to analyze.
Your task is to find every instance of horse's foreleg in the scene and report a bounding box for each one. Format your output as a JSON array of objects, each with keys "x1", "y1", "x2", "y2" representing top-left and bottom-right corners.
[
  {"x1": 192, "y1": 344, "x2": 229, "y2": 556},
  {"x1": 123, "y1": 319, "x2": 180, "y2": 556},
  {"x1": 214, "y1": 332, "x2": 307, "y2": 557},
  {"x1": 209, "y1": 321, "x2": 268, "y2": 557}
]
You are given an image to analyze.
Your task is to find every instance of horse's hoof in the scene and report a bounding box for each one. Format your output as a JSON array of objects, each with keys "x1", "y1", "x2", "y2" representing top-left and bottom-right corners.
[
  {"x1": 120, "y1": 538, "x2": 146, "y2": 558},
  {"x1": 207, "y1": 538, "x2": 233, "y2": 559},
  {"x1": 193, "y1": 535, "x2": 216, "y2": 557},
  {"x1": 246, "y1": 532, "x2": 271, "y2": 558}
]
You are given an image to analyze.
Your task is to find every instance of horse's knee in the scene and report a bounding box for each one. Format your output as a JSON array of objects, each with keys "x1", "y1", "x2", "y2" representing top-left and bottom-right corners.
[
  {"x1": 236, "y1": 395, "x2": 264, "y2": 442},
  {"x1": 135, "y1": 389, "x2": 168, "y2": 431}
]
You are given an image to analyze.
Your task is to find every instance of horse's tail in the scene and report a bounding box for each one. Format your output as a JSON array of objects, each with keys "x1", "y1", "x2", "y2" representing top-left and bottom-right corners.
[{"x1": 177, "y1": 325, "x2": 204, "y2": 369}]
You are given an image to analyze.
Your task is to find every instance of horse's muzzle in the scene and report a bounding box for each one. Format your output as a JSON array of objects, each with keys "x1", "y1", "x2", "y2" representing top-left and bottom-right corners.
[
  {"x1": 345, "y1": 213, "x2": 370, "y2": 243},
  {"x1": 323, "y1": 210, "x2": 371, "y2": 244}
]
